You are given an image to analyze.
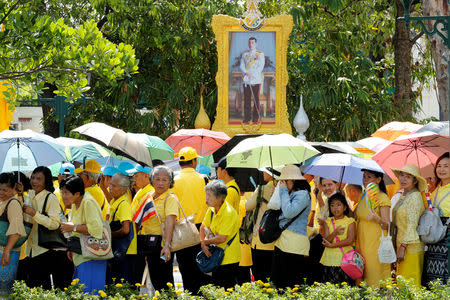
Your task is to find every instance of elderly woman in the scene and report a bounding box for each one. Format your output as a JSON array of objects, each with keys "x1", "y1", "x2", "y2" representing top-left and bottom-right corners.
[
  {"x1": 391, "y1": 164, "x2": 426, "y2": 286},
  {"x1": 22, "y1": 166, "x2": 72, "y2": 289},
  {"x1": 107, "y1": 173, "x2": 137, "y2": 283},
  {"x1": 424, "y1": 152, "x2": 450, "y2": 285},
  {"x1": 59, "y1": 175, "x2": 106, "y2": 293},
  {"x1": 355, "y1": 169, "x2": 391, "y2": 286},
  {"x1": 138, "y1": 166, "x2": 178, "y2": 290},
  {"x1": 200, "y1": 180, "x2": 240, "y2": 289},
  {"x1": 0, "y1": 173, "x2": 26, "y2": 297},
  {"x1": 271, "y1": 165, "x2": 311, "y2": 288}
]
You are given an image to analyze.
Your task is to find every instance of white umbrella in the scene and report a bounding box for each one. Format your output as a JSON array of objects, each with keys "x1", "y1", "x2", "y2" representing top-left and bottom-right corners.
[
  {"x1": 72, "y1": 122, "x2": 152, "y2": 166},
  {"x1": 0, "y1": 129, "x2": 66, "y2": 173}
]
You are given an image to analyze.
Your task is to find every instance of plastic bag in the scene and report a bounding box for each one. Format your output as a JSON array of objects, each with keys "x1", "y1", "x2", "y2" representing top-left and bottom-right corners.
[{"x1": 267, "y1": 182, "x2": 281, "y2": 210}]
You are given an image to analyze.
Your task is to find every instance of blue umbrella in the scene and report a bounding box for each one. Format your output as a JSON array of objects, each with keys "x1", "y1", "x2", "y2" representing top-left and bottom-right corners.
[
  {"x1": 0, "y1": 129, "x2": 66, "y2": 173},
  {"x1": 302, "y1": 153, "x2": 392, "y2": 185}
]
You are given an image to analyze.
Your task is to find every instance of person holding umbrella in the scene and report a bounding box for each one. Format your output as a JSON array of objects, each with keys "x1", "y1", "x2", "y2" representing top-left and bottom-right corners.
[
  {"x1": 271, "y1": 165, "x2": 311, "y2": 288},
  {"x1": 354, "y1": 170, "x2": 391, "y2": 286},
  {"x1": 391, "y1": 164, "x2": 426, "y2": 286}
]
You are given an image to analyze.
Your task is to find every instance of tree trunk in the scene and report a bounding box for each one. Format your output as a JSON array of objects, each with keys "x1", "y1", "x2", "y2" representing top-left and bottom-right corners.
[
  {"x1": 41, "y1": 83, "x2": 59, "y2": 137},
  {"x1": 423, "y1": 0, "x2": 449, "y2": 121},
  {"x1": 393, "y1": 0, "x2": 414, "y2": 118}
]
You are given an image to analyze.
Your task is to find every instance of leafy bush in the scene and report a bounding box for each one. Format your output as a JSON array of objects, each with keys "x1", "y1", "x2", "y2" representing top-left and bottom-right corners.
[{"x1": 9, "y1": 276, "x2": 449, "y2": 299}]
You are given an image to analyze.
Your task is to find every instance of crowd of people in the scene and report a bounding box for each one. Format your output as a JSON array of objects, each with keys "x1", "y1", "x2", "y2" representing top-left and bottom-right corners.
[{"x1": 0, "y1": 146, "x2": 448, "y2": 296}]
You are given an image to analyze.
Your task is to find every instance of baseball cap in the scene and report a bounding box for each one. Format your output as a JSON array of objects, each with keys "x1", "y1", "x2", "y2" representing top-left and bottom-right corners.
[
  {"x1": 211, "y1": 157, "x2": 227, "y2": 169},
  {"x1": 102, "y1": 166, "x2": 119, "y2": 177},
  {"x1": 59, "y1": 163, "x2": 75, "y2": 175},
  {"x1": 117, "y1": 161, "x2": 135, "y2": 175},
  {"x1": 74, "y1": 160, "x2": 101, "y2": 174},
  {"x1": 175, "y1": 147, "x2": 202, "y2": 162},
  {"x1": 126, "y1": 165, "x2": 152, "y2": 175}
]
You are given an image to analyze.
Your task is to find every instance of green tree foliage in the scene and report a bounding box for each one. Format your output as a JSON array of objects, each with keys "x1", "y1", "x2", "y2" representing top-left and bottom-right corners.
[{"x1": 0, "y1": 0, "x2": 138, "y2": 102}]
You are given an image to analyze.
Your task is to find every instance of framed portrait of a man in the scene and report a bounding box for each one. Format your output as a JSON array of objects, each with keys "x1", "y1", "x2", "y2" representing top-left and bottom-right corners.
[{"x1": 211, "y1": 15, "x2": 293, "y2": 136}]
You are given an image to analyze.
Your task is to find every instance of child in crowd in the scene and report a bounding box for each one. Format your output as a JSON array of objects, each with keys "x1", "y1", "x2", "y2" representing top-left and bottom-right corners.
[{"x1": 319, "y1": 193, "x2": 356, "y2": 285}]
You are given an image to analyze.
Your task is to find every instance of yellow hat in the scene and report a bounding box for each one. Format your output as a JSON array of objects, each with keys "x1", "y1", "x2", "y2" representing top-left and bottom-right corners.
[
  {"x1": 175, "y1": 147, "x2": 202, "y2": 162},
  {"x1": 278, "y1": 165, "x2": 306, "y2": 181},
  {"x1": 391, "y1": 164, "x2": 427, "y2": 192},
  {"x1": 74, "y1": 160, "x2": 101, "y2": 174}
]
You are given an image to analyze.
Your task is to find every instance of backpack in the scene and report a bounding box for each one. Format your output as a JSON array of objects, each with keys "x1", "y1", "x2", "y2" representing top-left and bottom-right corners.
[
  {"x1": 258, "y1": 204, "x2": 308, "y2": 244},
  {"x1": 417, "y1": 189, "x2": 450, "y2": 244},
  {"x1": 239, "y1": 186, "x2": 265, "y2": 245}
]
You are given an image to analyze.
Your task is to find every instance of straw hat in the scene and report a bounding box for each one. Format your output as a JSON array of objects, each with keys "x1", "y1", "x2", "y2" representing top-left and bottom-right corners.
[
  {"x1": 391, "y1": 164, "x2": 427, "y2": 192},
  {"x1": 278, "y1": 165, "x2": 306, "y2": 181}
]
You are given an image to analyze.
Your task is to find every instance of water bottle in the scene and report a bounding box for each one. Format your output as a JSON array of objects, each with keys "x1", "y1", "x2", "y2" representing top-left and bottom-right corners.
[
  {"x1": 23, "y1": 194, "x2": 32, "y2": 223},
  {"x1": 59, "y1": 212, "x2": 71, "y2": 238}
]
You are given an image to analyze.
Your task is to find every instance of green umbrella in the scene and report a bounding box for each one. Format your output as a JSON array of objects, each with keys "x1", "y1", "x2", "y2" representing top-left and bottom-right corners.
[
  {"x1": 128, "y1": 133, "x2": 174, "y2": 161},
  {"x1": 226, "y1": 133, "x2": 320, "y2": 169},
  {"x1": 56, "y1": 137, "x2": 113, "y2": 161}
]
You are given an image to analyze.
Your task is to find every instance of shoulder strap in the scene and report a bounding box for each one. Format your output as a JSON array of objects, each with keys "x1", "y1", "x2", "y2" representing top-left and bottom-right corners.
[
  {"x1": 1, "y1": 198, "x2": 20, "y2": 218},
  {"x1": 111, "y1": 199, "x2": 126, "y2": 221},
  {"x1": 228, "y1": 185, "x2": 239, "y2": 195},
  {"x1": 280, "y1": 205, "x2": 308, "y2": 231},
  {"x1": 433, "y1": 189, "x2": 450, "y2": 209},
  {"x1": 223, "y1": 233, "x2": 237, "y2": 251},
  {"x1": 331, "y1": 218, "x2": 346, "y2": 255},
  {"x1": 41, "y1": 193, "x2": 51, "y2": 215}
]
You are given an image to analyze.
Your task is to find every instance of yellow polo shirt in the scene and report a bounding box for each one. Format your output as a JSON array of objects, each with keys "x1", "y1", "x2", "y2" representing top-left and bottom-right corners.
[
  {"x1": 69, "y1": 193, "x2": 104, "y2": 266},
  {"x1": 86, "y1": 185, "x2": 110, "y2": 221},
  {"x1": 172, "y1": 168, "x2": 207, "y2": 224},
  {"x1": 139, "y1": 190, "x2": 179, "y2": 236},
  {"x1": 131, "y1": 184, "x2": 155, "y2": 216},
  {"x1": 202, "y1": 201, "x2": 240, "y2": 265},
  {"x1": 110, "y1": 194, "x2": 137, "y2": 255},
  {"x1": 225, "y1": 179, "x2": 240, "y2": 212},
  {"x1": 431, "y1": 183, "x2": 450, "y2": 217}
]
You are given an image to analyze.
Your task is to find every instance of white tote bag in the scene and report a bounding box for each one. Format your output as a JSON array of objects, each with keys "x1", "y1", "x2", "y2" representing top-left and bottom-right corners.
[
  {"x1": 267, "y1": 182, "x2": 281, "y2": 210},
  {"x1": 378, "y1": 227, "x2": 397, "y2": 264}
]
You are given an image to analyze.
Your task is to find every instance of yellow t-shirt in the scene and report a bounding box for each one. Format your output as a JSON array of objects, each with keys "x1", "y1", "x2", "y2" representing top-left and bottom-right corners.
[
  {"x1": 431, "y1": 183, "x2": 450, "y2": 217},
  {"x1": 171, "y1": 168, "x2": 207, "y2": 224},
  {"x1": 69, "y1": 194, "x2": 104, "y2": 266},
  {"x1": 86, "y1": 185, "x2": 110, "y2": 221},
  {"x1": 225, "y1": 179, "x2": 240, "y2": 212},
  {"x1": 139, "y1": 190, "x2": 179, "y2": 236},
  {"x1": 110, "y1": 194, "x2": 137, "y2": 255},
  {"x1": 202, "y1": 202, "x2": 241, "y2": 265},
  {"x1": 320, "y1": 216, "x2": 356, "y2": 266}
]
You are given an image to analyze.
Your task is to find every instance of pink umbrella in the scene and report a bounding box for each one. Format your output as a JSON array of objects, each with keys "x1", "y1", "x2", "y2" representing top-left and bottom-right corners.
[
  {"x1": 372, "y1": 131, "x2": 449, "y2": 179},
  {"x1": 165, "y1": 129, "x2": 230, "y2": 156}
]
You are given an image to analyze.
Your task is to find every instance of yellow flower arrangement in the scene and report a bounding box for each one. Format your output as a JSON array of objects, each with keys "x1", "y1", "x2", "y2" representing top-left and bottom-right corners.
[
  {"x1": 167, "y1": 282, "x2": 173, "y2": 288},
  {"x1": 176, "y1": 290, "x2": 182, "y2": 295},
  {"x1": 99, "y1": 290, "x2": 107, "y2": 298},
  {"x1": 115, "y1": 283, "x2": 123, "y2": 288}
]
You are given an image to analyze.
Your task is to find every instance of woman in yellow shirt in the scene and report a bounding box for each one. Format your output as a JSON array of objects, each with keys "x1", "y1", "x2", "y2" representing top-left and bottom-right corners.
[
  {"x1": 355, "y1": 169, "x2": 391, "y2": 286},
  {"x1": 391, "y1": 164, "x2": 426, "y2": 286},
  {"x1": 59, "y1": 176, "x2": 105, "y2": 294},
  {"x1": 424, "y1": 152, "x2": 450, "y2": 285},
  {"x1": 200, "y1": 180, "x2": 240, "y2": 289}
]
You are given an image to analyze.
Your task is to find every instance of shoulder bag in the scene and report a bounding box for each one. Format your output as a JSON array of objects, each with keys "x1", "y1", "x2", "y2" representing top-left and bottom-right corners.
[
  {"x1": 196, "y1": 211, "x2": 237, "y2": 273},
  {"x1": 417, "y1": 189, "x2": 450, "y2": 244},
  {"x1": 110, "y1": 199, "x2": 134, "y2": 261},
  {"x1": 38, "y1": 193, "x2": 67, "y2": 250},
  {"x1": 239, "y1": 186, "x2": 265, "y2": 245},
  {"x1": 0, "y1": 198, "x2": 32, "y2": 248}
]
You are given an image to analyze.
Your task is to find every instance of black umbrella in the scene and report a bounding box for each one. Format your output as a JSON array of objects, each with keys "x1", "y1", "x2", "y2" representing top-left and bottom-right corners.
[{"x1": 212, "y1": 134, "x2": 264, "y2": 192}]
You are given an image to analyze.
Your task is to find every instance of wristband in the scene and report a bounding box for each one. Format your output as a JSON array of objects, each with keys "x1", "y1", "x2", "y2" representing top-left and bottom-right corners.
[{"x1": 73, "y1": 225, "x2": 78, "y2": 233}]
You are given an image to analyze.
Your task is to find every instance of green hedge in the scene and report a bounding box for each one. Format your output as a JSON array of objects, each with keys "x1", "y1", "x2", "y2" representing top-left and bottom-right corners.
[{"x1": 9, "y1": 276, "x2": 450, "y2": 299}]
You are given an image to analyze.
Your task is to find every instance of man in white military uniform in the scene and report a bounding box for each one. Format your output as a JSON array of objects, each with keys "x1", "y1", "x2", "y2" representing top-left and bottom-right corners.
[{"x1": 240, "y1": 37, "x2": 265, "y2": 123}]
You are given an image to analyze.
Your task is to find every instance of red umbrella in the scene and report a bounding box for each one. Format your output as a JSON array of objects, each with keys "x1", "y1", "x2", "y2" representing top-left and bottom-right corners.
[
  {"x1": 372, "y1": 131, "x2": 449, "y2": 179},
  {"x1": 165, "y1": 129, "x2": 230, "y2": 156}
]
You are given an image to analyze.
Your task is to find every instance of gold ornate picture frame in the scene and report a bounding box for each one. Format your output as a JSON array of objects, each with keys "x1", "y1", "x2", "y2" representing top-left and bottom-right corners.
[{"x1": 211, "y1": 14, "x2": 293, "y2": 136}]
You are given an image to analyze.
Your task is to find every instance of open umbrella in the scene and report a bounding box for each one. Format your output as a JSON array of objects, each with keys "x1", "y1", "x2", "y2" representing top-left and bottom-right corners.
[
  {"x1": 226, "y1": 133, "x2": 320, "y2": 169},
  {"x1": 0, "y1": 129, "x2": 66, "y2": 173},
  {"x1": 165, "y1": 128, "x2": 230, "y2": 156},
  {"x1": 371, "y1": 121, "x2": 422, "y2": 141},
  {"x1": 127, "y1": 133, "x2": 174, "y2": 161},
  {"x1": 413, "y1": 121, "x2": 449, "y2": 136},
  {"x1": 357, "y1": 136, "x2": 391, "y2": 153},
  {"x1": 72, "y1": 122, "x2": 152, "y2": 166},
  {"x1": 302, "y1": 153, "x2": 391, "y2": 186},
  {"x1": 372, "y1": 131, "x2": 449, "y2": 179},
  {"x1": 56, "y1": 137, "x2": 114, "y2": 161},
  {"x1": 310, "y1": 142, "x2": 359, "y2": 154}
]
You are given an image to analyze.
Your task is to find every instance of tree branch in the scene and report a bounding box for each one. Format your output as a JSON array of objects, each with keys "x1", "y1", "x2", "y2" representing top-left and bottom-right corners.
[
  {"x1": 0, "y1": 0, "x2": 22, "y2": 26},
  {"x1": 411, "y1": 31, "x2": 425, "y2": 44}
]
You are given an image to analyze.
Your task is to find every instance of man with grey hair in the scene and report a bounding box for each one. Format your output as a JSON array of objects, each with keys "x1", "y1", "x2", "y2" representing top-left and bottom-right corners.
[
  {"x1": 108, "y1": 172, "x2": 137, "y2": 283},
  {"x1": 75, "y1": 160, "x2": 110, "y2": 220}
]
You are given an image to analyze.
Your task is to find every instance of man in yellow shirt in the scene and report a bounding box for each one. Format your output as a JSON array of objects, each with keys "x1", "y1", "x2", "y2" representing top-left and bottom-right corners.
[
  {"x1": 108, "y1": 173, "x2": 137, "y2": 283},
  {"x1": 213, "y1": 157, "x2": 240, "y2": 212},
  {"x1": 171, "y1": 147, "x2": 209, "y2": 294},
  {"x1": 75, "y1": 160, "x2": 110, "y2": 221},
  {"x1": 126, "y1": 164, "x2": 154, "y2": 283}
]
